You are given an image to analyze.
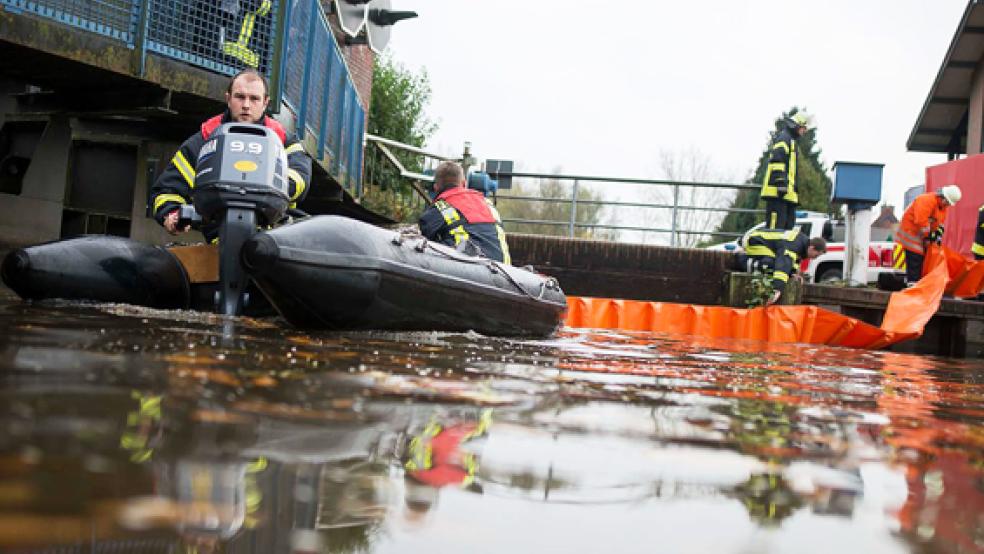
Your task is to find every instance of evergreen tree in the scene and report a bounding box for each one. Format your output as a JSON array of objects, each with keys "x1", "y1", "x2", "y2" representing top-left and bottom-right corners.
[{"x1": 717, "y1": 108, "x2": 832, "y2": 235}]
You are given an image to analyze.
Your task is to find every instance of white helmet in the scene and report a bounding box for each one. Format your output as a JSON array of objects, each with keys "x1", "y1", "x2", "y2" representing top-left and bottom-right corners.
[{"x1": 939, "y1": 185, "x2": 962, "y2": 205}]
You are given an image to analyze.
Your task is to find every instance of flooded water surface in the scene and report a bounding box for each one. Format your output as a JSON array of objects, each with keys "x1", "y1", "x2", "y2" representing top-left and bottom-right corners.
[{"x1": 0, "y1": 290, "x2": 982, "y2": 554}]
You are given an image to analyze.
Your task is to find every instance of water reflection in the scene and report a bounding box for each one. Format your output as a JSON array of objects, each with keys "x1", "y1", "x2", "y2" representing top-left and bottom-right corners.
[{"x1": 0, "y1": 297, "x2": 982, "y2": 553}]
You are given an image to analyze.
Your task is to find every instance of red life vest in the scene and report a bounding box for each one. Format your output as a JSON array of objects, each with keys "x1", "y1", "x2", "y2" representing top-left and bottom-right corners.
[
  {"x1": 436, "y1": 187, "x2": 497, "y2": 223},
  {"x1": 200, "y1": 114, "x2": 287, "y2": 144}
]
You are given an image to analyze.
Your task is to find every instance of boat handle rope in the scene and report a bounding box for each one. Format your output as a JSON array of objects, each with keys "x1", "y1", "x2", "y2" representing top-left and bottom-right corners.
[{"x1": 391, "y1": 229, "x2": 557, "y2": 301}]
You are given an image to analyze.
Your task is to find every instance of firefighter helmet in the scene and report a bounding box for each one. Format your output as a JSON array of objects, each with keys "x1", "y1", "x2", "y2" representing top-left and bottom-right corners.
[{"x1": 939, "y1": 185, "x2": 962, "y2": 206}]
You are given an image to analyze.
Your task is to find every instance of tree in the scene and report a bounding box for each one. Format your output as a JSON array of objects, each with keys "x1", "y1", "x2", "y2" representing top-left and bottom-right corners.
[
  {"x1": 648, "y1": 147, "x2": 739, "y2": 247},
  {"x1": 716, "y1": 108, "x2": 832, "y2": 236},
  {"x1": 363, "y1": 54, "x2": 438, "y2": 221},
  {"x1": 496, "y1": 170, "x2": 614, "y2": 240}
]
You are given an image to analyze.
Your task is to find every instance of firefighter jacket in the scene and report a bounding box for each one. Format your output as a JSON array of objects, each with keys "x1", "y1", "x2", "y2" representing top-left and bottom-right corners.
[
  {"x1": 760, "y1": 128, "x2": 799, "y2": 204},
  {"x1": 895, "y1": 192, "x2": 948, "y2": 256},
  {"x1": 149, "y1": 110, "x2": 312, "y2": 231},
  {"x1": 743, "y1": 228, "x2": 809, "y2": 293},
  {"x1": 973, "y1": 204, "x2": 984, "y2": 259},
  {"x1": 418, "y1": 187, "x2": 511, "y2": 264}
]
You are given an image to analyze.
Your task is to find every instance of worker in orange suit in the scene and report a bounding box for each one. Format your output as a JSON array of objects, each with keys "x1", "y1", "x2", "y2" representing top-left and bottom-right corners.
[{"x1": 893, "y1": 185, "x2": 961, "y2": 285}]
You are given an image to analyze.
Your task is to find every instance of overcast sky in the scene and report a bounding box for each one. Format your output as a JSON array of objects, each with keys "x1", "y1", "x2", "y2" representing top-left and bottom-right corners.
[{"x1": 382, "y1": 0, "x2": 968, "y2": 219}]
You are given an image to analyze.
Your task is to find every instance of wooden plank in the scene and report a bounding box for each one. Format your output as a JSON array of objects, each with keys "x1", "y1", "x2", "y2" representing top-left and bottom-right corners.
[{"x1": 168, "y1": 244, "x2": 218, "y2": 283}]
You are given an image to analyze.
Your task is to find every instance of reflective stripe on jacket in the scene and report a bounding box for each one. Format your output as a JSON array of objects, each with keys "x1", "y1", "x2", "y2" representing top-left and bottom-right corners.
[
  {"x1": 149, "y1": 110, "x2": 312, "y2": 228},
  {"x1": 743, "y1": 228, "x2": 808, "y2": 293},
  {"x1": 418, "y1": 187, "x2": 511, "y2": 264},
  {"x1": 895, "y1": 192, "x2": 947, "y2": 256},
  {"x1": 760, "y1": 129, "x2": 798, "y2": 204}
]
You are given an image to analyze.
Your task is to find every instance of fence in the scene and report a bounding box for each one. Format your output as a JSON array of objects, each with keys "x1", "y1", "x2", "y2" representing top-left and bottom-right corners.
[
  {"x1": 359, "y1": 136, "x2": 763, "y2": 245},
  {"x1": 490, "y1": 171, "x2": 762, "y2": 246},
  {"x1": 0, "y1": 0, "x2": 365, "y2": 192}
]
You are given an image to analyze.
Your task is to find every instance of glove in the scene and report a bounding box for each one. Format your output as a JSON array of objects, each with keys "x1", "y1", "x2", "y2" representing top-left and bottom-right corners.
[
  {"x1": 928, "y1": 227, "x2": 943, "y2": 244},
  {"x1": 766, "y1": 290, "x2": 782, "y2": 306}
]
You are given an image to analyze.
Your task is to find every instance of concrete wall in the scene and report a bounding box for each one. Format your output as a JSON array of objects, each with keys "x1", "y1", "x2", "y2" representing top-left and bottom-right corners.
[{"x1": 0, "y1": 111, "x2": 205, "y2": 248}]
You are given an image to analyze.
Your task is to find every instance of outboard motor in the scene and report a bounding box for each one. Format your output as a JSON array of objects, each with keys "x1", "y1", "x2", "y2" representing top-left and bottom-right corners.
[{"x1": 193, "y1": 123, "x2": 289, "y2": 316}]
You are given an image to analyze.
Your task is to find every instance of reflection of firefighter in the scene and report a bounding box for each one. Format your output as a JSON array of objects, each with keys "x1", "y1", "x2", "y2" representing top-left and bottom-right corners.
[
  {"x1": 119, "y1": 395, "x2": 268, "y2": 548},
  {"x1": 732, "y1": 473, "x2": 802, "y2": 525},
  {"x1": 403, "y1": 409, "x2": 492, "y2": 514},
  {"x1": 120, "y1": 391, "x2": 163, "y2": 463}
]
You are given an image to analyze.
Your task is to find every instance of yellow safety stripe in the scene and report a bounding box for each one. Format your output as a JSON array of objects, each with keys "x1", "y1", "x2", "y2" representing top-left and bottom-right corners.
[
  {"x1": 746, "y1": 245, "x2": 775, "y2": 258},
  {"x1": 772, "y1": 142, "x2": 790, "y2": 153},
  {"x1": 172, "y1": 151, "x2": 196, "y2": 188},
  {"x1": 892, "y1": 244, "x2": 907, "y2": 269},
  {"x1": 751, "y1": 230, "x2": 789, "y2": 240},
  {"x1": 285, "y1": 143, "x2": 304, "y2": 155},
  {"x1": 153, "y1": 193, "x2": 186, "y2": 213},
  {"x1": 222, "y1": 0, "x2": 271, "y2": 67},
  {"x1": 436, "y1": 201, "x2": 461, "y2": 225},
  {"x1": 497, "y1": 226, "x2": 511, "y2": 265},
  {"x1": 768, "y1": 212, "x2": 778, "y2": 228},
  {"x1": 287, "y1": 168, "x2": 306, "y2": 200},
  {"x1": 787, "y1": 251, "x2": 800, "y2": 264},
  {"x1": 450, "y1": 226, "x2": 470, "y2": 245},
  {"x1": 973, "y1": 242, "x2": 984, "y2": 257},
  {"x1": 773, "y1": 271, "x2": 789, "y2": 282},
  {"x1": 766, "y1": 162, "x2": 786, "y2": 172},
  {"x1": 246, "y1": 457, "x2": 268, "y2": 473}
]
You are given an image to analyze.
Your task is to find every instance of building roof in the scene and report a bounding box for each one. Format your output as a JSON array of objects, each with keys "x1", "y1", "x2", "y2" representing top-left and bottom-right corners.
[{"x1": 907, "y1": 0, "x2": 984, "y2": 154}]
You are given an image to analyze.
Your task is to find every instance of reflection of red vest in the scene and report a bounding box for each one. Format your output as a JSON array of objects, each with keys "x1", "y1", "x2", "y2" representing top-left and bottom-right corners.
[
  {"x1": 200, "y1": 114, "x2": 286, "y2": 144},
  {"x1": 409, "y1": 423, "x2": 476, "y2": 488}
]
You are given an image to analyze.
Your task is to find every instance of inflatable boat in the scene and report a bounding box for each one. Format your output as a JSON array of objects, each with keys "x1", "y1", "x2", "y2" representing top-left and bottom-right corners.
[
  {"x1": 0, "y1": 123, "x2": 566, "y2": 337},
  {"x1": 242, "y1": 216, "x2": 566, "y2": 336},
  {"x1": 1, "y1": 215, "x2": 567, "y2": 337}
]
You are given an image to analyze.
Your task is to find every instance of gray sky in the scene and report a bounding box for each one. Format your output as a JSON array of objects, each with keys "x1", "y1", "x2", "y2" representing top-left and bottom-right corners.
[{"x1": 386, "y1": 0, "x2": 966, "y2": 216}]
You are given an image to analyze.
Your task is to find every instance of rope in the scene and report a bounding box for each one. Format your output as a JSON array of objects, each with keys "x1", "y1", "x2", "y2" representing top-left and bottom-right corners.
[{"x1": 392, "y1": 229, "x2": 559, "y2": 302}]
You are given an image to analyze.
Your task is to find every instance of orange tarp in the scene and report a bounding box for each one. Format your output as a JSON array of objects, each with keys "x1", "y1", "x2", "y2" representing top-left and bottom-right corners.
[
  {"x1": 564, "y1": 250, "x2": 954, "y2": 349},
  {"x1": 923, "y1": 245, "x2": 984, "y2": 299}
]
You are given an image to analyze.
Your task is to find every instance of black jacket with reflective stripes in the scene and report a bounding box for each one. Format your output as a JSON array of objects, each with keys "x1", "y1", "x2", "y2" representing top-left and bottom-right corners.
[
  {"x1": 418, "y1": 187, "x2": 511, "y2": 264},
  {"x1": 742, "y1": 228, "x2": 809, "y2": 293},
  {"x1": 149, "y1": 110, "x2": 311, "y2": 235},
  {"x1": 759, "y1": 128, "x2": 799, "y2": 204}
]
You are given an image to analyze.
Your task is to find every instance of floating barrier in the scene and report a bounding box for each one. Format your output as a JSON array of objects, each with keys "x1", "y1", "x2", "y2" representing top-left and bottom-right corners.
[{"x1": 565, "y1": 250, "x2": 953, "y2": 349}]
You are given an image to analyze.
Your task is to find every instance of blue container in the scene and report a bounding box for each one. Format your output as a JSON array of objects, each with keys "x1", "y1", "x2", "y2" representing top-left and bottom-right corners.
[{"x1": 831, "y1": 161, "x2": 883, "y2": 206}]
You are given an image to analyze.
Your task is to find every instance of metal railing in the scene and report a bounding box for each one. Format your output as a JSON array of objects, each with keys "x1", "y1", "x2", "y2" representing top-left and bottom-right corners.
[
  {"x1": 361, "y1": 134, "x2": 466, "y2": 218},
  {"x1": 357, "y1": 134, "x2": 763, "y2": 244},
  {"x1": 1, "y1": 0, "x2": 366, "y2": 192},
  {"x1": 488, "y1": 171, "x2": 763, "y2": 246}
]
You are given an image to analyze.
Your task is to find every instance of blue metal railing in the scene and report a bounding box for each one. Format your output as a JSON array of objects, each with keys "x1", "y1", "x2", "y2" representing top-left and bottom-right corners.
[
  {"x1": 0, "y1": 0, "x2": 366, "y2": 193},
  {"x1": 279, "y1": 0, "x2": 365, "y2": 191},
  {"x1": 1, "y1": 0, "x2": 139, "y2": 44}
]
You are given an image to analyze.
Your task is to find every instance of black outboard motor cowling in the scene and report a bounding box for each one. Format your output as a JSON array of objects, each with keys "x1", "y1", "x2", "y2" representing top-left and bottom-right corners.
[{"x1": 194, "y1": 123, "x2": 289, "y2": 316}]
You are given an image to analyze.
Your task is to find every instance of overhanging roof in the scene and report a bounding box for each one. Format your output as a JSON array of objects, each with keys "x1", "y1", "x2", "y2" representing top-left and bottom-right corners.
[{"x1": 908, "y1": 0, "x2": 984, "y2": 153}]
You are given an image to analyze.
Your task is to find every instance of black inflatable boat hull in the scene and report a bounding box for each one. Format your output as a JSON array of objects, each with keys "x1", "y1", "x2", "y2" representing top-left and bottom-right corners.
[
  {"x1": 242, "y1": 216, "x2": 567, "y2": 336},
  {"x1": 1, "y1": 236, "x2": 190, "y2": 309}
]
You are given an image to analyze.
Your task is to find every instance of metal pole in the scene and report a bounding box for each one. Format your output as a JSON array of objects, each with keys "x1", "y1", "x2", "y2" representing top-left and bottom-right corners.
[
  {"x1": 670, "y1": 184, "x2": 680, "y2": 247},
  {"x1": 569, "y1": 179, "x2": 579, "y2": 238}
]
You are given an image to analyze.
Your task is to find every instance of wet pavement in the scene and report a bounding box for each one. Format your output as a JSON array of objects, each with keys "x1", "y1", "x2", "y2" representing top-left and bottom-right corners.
[{"x1": 0, "y1": 288, "x2": 982, "y2": 554}]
